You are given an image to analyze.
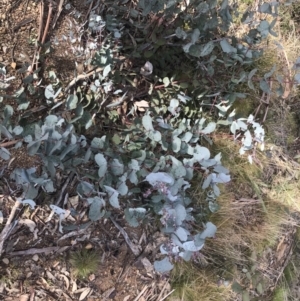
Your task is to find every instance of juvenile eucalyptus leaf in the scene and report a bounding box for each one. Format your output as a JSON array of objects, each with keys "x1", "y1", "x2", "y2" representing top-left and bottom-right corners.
[
  {"x1": 213, "y1": 165, "x2": 229, "y2": 174},
  {"x1": 91, "y1": 136, "x2": 106, "y2": 149},
  {"x1": 175, "y1": 204, "x2": 186, "y2": 225},
  {"x1": 213, "y1": 184, "x2": 220, "y2": 196},
  {"x1": 111, "y1": 159, "x2": 124, "y2": 175},
  {"x1": 202, "y1": 174, "x2": 212, "y2": 189},
  {"x1": 142, "y1": 115, "x2": 154, "y2": 131},
  {"x1": 45, "y1": 84, "x2": 55, "y2": 99},
  {"x1": 0, "y1": 147, "x2": 10, "y2": 160},
  {"x1": 179, "y1": 251, "x2": 193, "y2": 261},
  {"x1": 4, "y1": 105, "x2": 13, "y2": 120},
  {"x1": 200, "y1": 222, "x2": 217, "y2": 239},
  {"x1": 0, "y1": 125, "x2": 13, "y2": 139},
  {"x1": 45, "y1": 180, "x2": 55, "y2": 193},
  {"x1": 193, "y1": 145, "x2": 210, "y2": 161},
  {"x1": 66, "y1": 94, "x2": 78, "y2": 110},
  {"x1": 154, "y1": 257, "x2": 174, "y2": 273},
  {"x1": 168, "y1": 98, "x2": 179, "y2": 115},
  {"x1": 27, "y1": 140, "x2": 41, "y2": 155},
  {"x1": 104, "y1": 185, "x2": 120, "y2": 208},
  {"x1": 77, "y1": 181, "x2": 95, "y2": 197},
  {"x1": 125, "y1": 207, "x2": 146, "y2": 227},
  {"x1": 182, "y1": 240, "x2": 204, "y2": 252},
  {"x1": 45, "y1": 115, "x2": 58, "y2": 127},
  {"x1": 175, "y1": 226, "x2": 188, "y2": 241},
  {"x1": 232, "y1": 281, "x2": 244, "y2": 293},
  {"x1": 163, "y1": 77, "x2": 170, "y2": 87},
  {"x1": 180, "y1": 132, "x2": 193, "y2": 143},
  {"x1": 172, "y1": 137, "x2": 181, "y2": 153},
  {"x1": 146, "y1": 172, "x2": 174, "y2": 186},
  {"x1": 103, "y1": 64, "x2": 111, "y2": 77},
  {"x1": 88, "y1": 196, "x2": 105, "y2": 221},
  {"x1": 95, "y1": 153, "x2": 107, "y2": 178},
  {"x1": 201, "y1": 122, "x2": 216, "y2": 134},
  {"x1": 220, "y1": 39, "x2": 237, "y2": 53},
  {"x1": 13, "y1": 126, "x2": 23, "y2": 135}
]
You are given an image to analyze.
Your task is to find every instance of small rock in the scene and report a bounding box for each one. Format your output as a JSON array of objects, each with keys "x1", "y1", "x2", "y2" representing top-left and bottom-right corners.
[
  {"x1": 32, "y1": 254, "x2": 39, "y2": 262},
  {"x1": 2, "y1": 258, "x2": 9, "y2": 264}
]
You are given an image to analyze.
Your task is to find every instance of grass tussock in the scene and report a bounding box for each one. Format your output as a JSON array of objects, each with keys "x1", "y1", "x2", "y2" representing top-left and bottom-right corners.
[
  {"x1": 169, "y1": 3, "x2": 300, "y2": 301},
  {"x1": 169, "y1": 262, "x2": 234, "y2": 301},
  {"x1": 69, "y1": 249, "x2": 100, "y2": 279}
]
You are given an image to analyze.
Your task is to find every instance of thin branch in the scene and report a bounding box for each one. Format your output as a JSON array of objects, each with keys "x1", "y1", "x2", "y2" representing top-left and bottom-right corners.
[
  {"x1": 52, "y1": 0, "x2": 64, "y2": 29},
  {"x1": 110, "y1": 217, "x2": 141, "y2": 256},
  {"x1": 0, "y1": 198, "x2": 22, "y2": 256},
  {"x1": 0, "y1": 139, "x2": 22, "y2": 148},
  {"x1": 65, "y1": 67, "x2": 103, "y2": 92}
]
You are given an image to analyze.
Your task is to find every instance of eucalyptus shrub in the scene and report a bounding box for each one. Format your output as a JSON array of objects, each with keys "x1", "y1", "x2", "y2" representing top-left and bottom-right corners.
[
  {"x1": 0, "y1": 92, "x2": 264, "y2": 272},
  {"x1": 0, "y1": 0, "x2": 294, "y2": 274}
]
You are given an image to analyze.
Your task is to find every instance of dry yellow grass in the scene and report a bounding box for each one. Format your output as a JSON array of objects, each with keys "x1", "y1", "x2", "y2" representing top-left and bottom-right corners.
[{"x1": 169, "y1": 2, "x2": 300, "y2": 301}]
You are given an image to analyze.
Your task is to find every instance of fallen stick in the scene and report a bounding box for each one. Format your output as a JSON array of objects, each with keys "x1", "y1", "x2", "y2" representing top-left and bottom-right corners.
[
  {"x1": 0, "y1": 198, "x2": 22, "y2": 256},
  {"x1": 0, "y1": 139, "x2": 22, "y2": 148},
  {"x1": 65, "y1": 67, "x2": 103, "y2": 92},
  {"x1": 110, "y1": 217, "x2": 141, "y2": 256},
  {"x1": 55, "y1": 172, "x2": 75, "y2": 206},
  {"x1": 9, "y1": 245, "x2": 70, "y2": 256},
  {"x1": 52, "y1": 0, "x2": 64, "y2": 29}
]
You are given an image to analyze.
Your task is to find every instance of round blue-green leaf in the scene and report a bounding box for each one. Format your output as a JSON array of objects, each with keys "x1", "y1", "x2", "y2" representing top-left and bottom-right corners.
[
  {"x1": 0, "y1": 147, "x2": 10, "y2": 160},
  {"x1": 181, "y1": 132, "x2": 193, "y2": 143},
  {"x1": 45, "y1": 115, "x2": 58, "y2": 127},
  {"x1": 199, "y1": 222, "x2": 217, "y2": 239},
  {"x1": 220, "y1": 39, "x2": 237, "y2": 53},
  {"x1": 104, "y1": 185, "x2": 120, "y2": 208},
  {"x1": 45, "y1": 84, "x2": 55, "y2": 99},
  {"x1": 172, "y1": 137, "x2": 181, "y2": 153},
  {"x1": 66, "y1": 94, "x2": 78, "y2": 110},
  {"x1": 27, "y1": 140, "x2": 41, "y2": 155},
  {"x1": 111, "y1": 159, "x2": 124, "y2": 176},
  {"x1": 175, "y1": 226, "x2": 188, "y2": 242},
  {"x1": 154, "y1": 257, "x2": 174, "y2": 273},
  {"x1": 142, "y1": 115, "x2": 154, "y2": 131},
  {"x1": 95, "y1": 153, "x2": 107, "y2": 178},
  {"x1": 88, "y1": 197, "x2": 105, "y2": 221}
]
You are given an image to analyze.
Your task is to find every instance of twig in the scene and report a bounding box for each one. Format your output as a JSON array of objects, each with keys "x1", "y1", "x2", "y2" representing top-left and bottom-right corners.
[
  {"x1": 159, "y1": 289, "x2": 175, "y2": 301},
  {"x1": 57, "y1": 223, "x2": 92, "y2": 242},
  {"x1": 65, "y1": 67, "x2": 103, "y2": 92},
  {"x1": 110, "y1": 217, "x2": 141, "y2": 256},
  {"x1": 55, "y1": 172, "x2": 75, "y2": 206},
  {"x1": 52, "y1": 0, "x2": 64, "y2": 29},
  {"x1": 41, "y1": 1, "x2": 53, "y2": 44},
  {"x1": 31, "y1": 0, "x2": 44, "y2": 71},
  {"x1": 156, "y1": 280, "x2": 170, "y2": 300},
  {"x1": 9, "y1": 246, "x2": 70, "y2": 256},
  {"x1": 84, "y1": 0, "x2": 94, "y2": 21},
  {"x1": 133, "y1": 285, "x2": 148, "y2": 301},
  {"x1": 0, "y1": 139, "x2": 22, "y2": 148},
  {"x1": 0, "y1": 198, "x2": 22, "y2": 256}
]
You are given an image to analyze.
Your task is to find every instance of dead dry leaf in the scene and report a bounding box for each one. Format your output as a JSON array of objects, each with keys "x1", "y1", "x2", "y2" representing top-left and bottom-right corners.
[
  {"x1": 71, "y1": 280, "x2": 77, "y2": 293},
  {"x1": 79, "y1": 288, "x2": 92, "y2": 301},
  {"x1": 59, "y1": 274, "x2": 70, "y2": 290},
  {"x1": 19, "y1": 219, "x2": 36, "y2": 232}
]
